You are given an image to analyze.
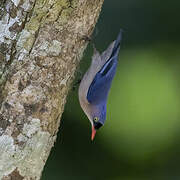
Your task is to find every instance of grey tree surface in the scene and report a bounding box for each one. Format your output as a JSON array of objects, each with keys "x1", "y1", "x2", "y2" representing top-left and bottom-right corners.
[{"x1": 0, "y1": 0, "x2": 104, "y2": 179}]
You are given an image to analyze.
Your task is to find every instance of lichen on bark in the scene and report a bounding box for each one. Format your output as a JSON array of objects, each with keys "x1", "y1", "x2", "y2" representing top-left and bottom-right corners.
[{"x1": 0, "y1": 0, "x2": 104, "y2": 179}]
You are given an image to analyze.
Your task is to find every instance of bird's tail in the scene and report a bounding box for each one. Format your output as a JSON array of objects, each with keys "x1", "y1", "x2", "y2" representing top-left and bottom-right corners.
[{"x1": 109, "y1": 29, "x2": 123, "y2": 59}]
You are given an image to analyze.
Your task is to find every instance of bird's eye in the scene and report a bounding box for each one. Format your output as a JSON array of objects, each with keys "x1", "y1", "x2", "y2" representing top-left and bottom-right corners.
[{"x1": 93, "y1": 117, "x2": 99, "y2": 122}]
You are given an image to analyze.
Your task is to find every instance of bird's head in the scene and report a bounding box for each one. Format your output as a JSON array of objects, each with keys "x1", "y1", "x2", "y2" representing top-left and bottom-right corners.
[{"x1": 89, "y1": 103, "x2": 106, "y2": 141}]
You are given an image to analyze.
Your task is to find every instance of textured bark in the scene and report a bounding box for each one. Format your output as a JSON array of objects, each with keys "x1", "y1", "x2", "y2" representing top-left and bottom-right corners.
[{"x1": 0, "y1": 0, "x2": 104, "y2": 179}]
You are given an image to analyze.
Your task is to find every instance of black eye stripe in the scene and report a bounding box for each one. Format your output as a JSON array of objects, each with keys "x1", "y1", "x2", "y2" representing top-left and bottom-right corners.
[{"x1": 94, "y1": 122, "x2": 103, "y2": 130}]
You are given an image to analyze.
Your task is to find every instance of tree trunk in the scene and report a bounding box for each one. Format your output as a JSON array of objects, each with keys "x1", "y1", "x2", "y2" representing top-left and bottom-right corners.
[{"x1": 0, "y1": 0, "x2": 104, "y2": 179}]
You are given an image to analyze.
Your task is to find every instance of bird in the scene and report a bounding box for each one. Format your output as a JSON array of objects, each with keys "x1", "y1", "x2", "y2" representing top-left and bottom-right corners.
[{"x1": 78, "y1": 30, "x2": 123, "y2": 141}]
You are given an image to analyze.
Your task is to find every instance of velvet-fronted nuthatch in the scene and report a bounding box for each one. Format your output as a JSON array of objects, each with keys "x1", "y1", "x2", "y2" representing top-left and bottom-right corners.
[{"x1": 78, "y1": 30, "x2": 123, "y2": 140}]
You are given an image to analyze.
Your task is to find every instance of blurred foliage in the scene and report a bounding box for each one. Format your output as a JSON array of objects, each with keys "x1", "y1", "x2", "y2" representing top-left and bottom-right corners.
[{"x1": 42, "y1": 0, "x2": 180, "y2": 179}]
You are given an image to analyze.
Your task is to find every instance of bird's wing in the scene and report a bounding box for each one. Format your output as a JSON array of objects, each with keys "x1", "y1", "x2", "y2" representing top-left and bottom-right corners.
[
  {"x1": 87, "y1": 57, "x2": 117, "y2": 104},
  {"x1": 87, "y1": 30, "x2": 123, "y2": 104}
]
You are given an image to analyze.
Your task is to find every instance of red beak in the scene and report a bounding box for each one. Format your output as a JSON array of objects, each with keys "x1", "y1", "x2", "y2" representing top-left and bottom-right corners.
[{"x1": 91, "y1": 126, "x2": 96, "y2": 141}]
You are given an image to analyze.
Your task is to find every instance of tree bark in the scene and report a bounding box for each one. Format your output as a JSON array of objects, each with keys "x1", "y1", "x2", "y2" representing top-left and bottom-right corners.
[{"x1": 0, "y1": 0, "x2": 104, "y2": 179}]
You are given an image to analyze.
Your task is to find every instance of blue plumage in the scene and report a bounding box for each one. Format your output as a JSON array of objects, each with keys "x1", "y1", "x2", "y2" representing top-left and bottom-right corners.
[
  {"x1": 87, "y1": 57, "x2": 117, "y2": 104},
  {"x1": 78, "y1": 30, "x2": 123, "y2": 140},
  {"x1": 87, "y1": 30, "x2": 122, "y2": 104}
]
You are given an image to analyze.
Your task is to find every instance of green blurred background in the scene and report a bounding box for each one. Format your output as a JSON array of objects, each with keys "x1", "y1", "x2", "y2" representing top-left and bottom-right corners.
[{"x1": 42, "y1": 1, "x2": 180, "y2": 179}]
